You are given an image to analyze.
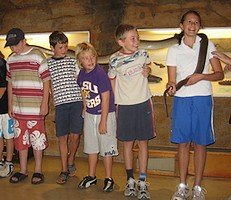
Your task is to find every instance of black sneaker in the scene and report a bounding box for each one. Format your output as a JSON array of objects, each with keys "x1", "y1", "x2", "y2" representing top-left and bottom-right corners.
[
  {"x1": 78, "y1": 175, "x2": 97, "y2": 189},
  {"x1": 103, "y1": 178, "x2": 114, "y2": 192}
]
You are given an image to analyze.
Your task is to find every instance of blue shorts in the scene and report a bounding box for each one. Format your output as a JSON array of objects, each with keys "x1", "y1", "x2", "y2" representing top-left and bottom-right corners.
[
  {"x1": 171, "y1": 96, "x2": 215, "y2": 146},
  {"x1": 117, "y1": 99, "x2": 156, "y2": 141},
  {"x1": 55, "y1": 102, "x2": 83, "y2": 137}
]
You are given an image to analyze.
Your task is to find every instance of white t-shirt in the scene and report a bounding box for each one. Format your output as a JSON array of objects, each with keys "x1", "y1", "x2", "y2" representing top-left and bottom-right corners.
[
  {"x1": 108, "y1": 49, "x2": 152, "y2": 105},
  {"x1": 166, "y1": 35, "x2": 216, "y2": 97}
]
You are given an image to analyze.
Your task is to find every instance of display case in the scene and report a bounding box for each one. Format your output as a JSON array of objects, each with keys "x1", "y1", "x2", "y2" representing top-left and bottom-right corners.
[{"x1": 138, "y1": 28, "x2": 231, "y2": 97}]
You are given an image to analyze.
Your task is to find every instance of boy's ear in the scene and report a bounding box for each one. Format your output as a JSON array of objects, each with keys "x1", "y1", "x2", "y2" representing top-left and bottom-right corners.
[
  {"x1": 50, "y1": 45, "x2": 54, "y2": 51},
  {"x1": 22, "y1": 39, "x2": 27, "y2": 45},
  {"x1": 117, "y1": 39, "x2": 124, "y2": 47}
]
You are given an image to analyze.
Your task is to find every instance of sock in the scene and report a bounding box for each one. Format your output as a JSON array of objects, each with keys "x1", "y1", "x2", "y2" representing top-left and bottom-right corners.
[
  {"x1": 139, "y1": 172, "x2": 146, "y2": 181},
  {"x1": 126, "y1": 169, "x2": 134, "y2": 180}
]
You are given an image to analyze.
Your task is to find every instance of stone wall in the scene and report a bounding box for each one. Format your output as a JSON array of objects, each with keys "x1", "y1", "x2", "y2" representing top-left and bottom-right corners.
[{"x1": 0, "y1": 0, "x2": 231, "y2": 161}]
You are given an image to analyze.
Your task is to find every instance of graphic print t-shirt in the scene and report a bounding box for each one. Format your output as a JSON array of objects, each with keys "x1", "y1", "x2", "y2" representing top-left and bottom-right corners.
[{"x1": 77, "y1": 64, "x2": 115, "y2": 115}]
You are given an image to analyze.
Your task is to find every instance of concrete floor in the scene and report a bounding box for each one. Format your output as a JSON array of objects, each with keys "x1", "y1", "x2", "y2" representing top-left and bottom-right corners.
[{"x1": 0, "y1": 156, "x2": 230, "y2": 200}]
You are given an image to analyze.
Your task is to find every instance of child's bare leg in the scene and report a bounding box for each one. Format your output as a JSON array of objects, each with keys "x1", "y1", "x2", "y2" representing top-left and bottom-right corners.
[
  {"x1": 137, "y1": 140, "x2": 148, "y2": 176},
  {"x1": 67, "y1": 133, "x2": 80, "y2": 165},
  {"x1": 88, "y1": 153, "x2": 98, "y2": 177},
  {"x1": 19, "y1": 149, "x2": 28, "y2": 174},
  {"x1": 5, "y1": 138, "x2": 14, "y2": 162},
  {"x1": 58, "y1": 135, "x2": 68, "y2": 172},
  {"x1": 33, "y1": 149, "x2": 43, "y2": 173},
  {"x1": 193, "y1": 143, "x2": 206, "y2": 186},
  {"x1": 123, "y1": 141, "x2": 134, "y2": 169},
  {"x1": 0, "y1": 138, "x2": 3, "y2": 161},
  {"x1": 103, "y1": 156, "x2": 113, "y2": 178},
  {"x1": 178, "y1": 142, "x2": 190, "y2": 184}
]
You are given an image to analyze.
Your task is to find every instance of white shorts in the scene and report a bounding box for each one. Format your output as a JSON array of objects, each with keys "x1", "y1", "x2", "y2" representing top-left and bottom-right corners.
[
  {"x1": 0, "y1": 113, "x2": 14, "y2": 139},
  {"x1": 83, "y1": 112, "x2": 118, "y2": 157}
]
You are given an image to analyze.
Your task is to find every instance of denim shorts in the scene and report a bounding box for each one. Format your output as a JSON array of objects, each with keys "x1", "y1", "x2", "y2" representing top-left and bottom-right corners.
[{"x1": 55, "y1": 101, "x2": 83, "y2": 137}]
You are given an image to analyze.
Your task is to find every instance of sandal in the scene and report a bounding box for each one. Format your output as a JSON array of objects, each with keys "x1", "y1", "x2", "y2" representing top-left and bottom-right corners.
[
  {"x1": 56, "y1": 171, "x2": 69, "y2": 184},
  {"x1": 9, "y1": 172, "x2": 28, "y2": 184},
  {"x1": 31, "y1": 173, "x2": 44, "y2": 184},
  {"x1": 68, "y1": 164, "x2": 76, "y2": 177}
]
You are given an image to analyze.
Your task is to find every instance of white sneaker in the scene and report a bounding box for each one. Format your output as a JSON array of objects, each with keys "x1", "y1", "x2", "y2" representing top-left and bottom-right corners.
[
  {"x1": 0, "y1": 161, "x2": 4, "y2": 170},
  {"x1": 124, "y1": 177, "x2": 137, "y2": 197},
  {"x1": 137, "y1": 180, "x2": 151, "y2": 199},
  {"x1": 192, "y1": 185, "x2": 207, "y2": 200},
  {"x1": 171, "y1": 183, "x2": 190, "y2": 200},
  {"x1": 0, "y1": 162, "x2": 14, "y2": 178}
]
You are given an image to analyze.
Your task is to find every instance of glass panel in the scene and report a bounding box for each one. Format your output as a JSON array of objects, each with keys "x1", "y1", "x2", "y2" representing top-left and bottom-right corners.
[
  {"x1": 0, "y1": 31, "x2": 90, "y2": 59},
  {"x1": 138, "y1": 28, "x2": 231, "y2": 97}
]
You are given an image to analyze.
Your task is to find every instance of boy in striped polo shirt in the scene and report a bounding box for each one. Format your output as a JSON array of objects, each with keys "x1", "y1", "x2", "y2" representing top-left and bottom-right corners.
[{"x1": 5, "y1": 28, "x2": 50, "y2": 184}]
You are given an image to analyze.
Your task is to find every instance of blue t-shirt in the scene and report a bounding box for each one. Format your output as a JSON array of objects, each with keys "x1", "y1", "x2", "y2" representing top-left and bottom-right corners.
[{"x1": 77, "y1": 64, "x2": 115, "y2": 115}]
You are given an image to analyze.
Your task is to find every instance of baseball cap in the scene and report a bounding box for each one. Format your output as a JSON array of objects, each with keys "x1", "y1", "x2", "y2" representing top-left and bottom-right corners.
[{"x1": 4, "y1": 28, "x2": 25, "y2": 47}]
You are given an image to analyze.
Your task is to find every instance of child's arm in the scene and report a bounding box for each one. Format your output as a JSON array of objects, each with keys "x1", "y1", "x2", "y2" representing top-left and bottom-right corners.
[
  {"x1": 212, "y1": 51, "x2": 231, "y2": 72},
  {"x1": 166, "y1": 66, "x2": 176, "y2": 96},
  {"x1": 99, "y1": 90, "x2": 109, "y2": 134},
  {"x1": 212, "y1": 51, "x2": 231, "y2": 65},
  {"x1": 186, "y1": 57, "x2": 224, "y2": 85},
  {"x1": 0, "y1": 87, "x2": 6, "y2": 99},
  {"x1": 142, "y1": 63, "x2": 151, "y2": 77},
  {"x1": 110, "y1": 78, "x2": 116, "y2": 94},
  {"x1": 80, "y1": 90, "x2": 86, "y2": 118},
  {"x1": 40, "y1": 80, "x2": 50, "y2": 116},
  {"x1": 7, "y1": 82, "x2": 13, "y2": 118}
]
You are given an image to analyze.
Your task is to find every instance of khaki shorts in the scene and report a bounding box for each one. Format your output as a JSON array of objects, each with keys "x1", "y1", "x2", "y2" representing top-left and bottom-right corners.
[{"x1": 83, "y1": 112, "x2": 118, "y2": 157}]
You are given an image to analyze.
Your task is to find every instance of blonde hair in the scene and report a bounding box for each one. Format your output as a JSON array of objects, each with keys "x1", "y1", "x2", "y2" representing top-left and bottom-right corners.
[{"x1": 75, "y1": 42, "x2": 97, "y2": 63}]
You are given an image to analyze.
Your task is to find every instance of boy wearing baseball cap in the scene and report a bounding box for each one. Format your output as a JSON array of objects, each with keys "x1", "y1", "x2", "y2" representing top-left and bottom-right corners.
[
  {"x1": 5, "y1": 28, "x2": 50, "y2": 184},
  {"x1": 4, "y1": 28, "x2": 25, "y2": 48}
]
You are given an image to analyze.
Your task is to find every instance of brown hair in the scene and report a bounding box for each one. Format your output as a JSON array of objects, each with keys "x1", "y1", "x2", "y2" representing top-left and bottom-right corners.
[
  {"x1": 180, "y1": 10, "x2": 202, "y2": 26},
  {"x1": 178, "y1": 10, "x2": 202, "y2": 44},
  {"x1": 115, "y1": 24, "x2": 137, "y2": 40},
  {"x1": 49, "y1": 31, "x2": 68, "y2": 47}
]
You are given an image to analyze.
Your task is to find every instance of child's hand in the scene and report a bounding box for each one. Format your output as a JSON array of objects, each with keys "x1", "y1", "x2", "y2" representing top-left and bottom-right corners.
[
  {"x1": 166, "y1": 82, "x2": 176, "y2": 96},
  {"x1": 8, "y1": 107, "x2": 14, "y2": 118},
  {"x1": 81, "y1": 107, "x2": 86, "y2": 118},
  {"x1": 98, "y1": 120, "x2": 107, "y2": 134},
  {"x1": 212, "y1": 51, "x2": 231, "y2": 65},
  {"x1": 186, "y1": 73, "x2": 203, "y2": 85},
  {"x1": 40, "y1": 102, "x2": 48, "y2": 116},
  {"x1": 142, "y1": 66, "x2": 151, "y2": 77},
  {"x1": 224, "y1": 64, "x2": 231, "y2": 72}
]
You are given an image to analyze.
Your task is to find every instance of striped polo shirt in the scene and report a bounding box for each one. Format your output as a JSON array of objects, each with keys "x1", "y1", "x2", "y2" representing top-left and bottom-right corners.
[{"x1": 6, "y1": 47, "x2": 50, "y2": 120}]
